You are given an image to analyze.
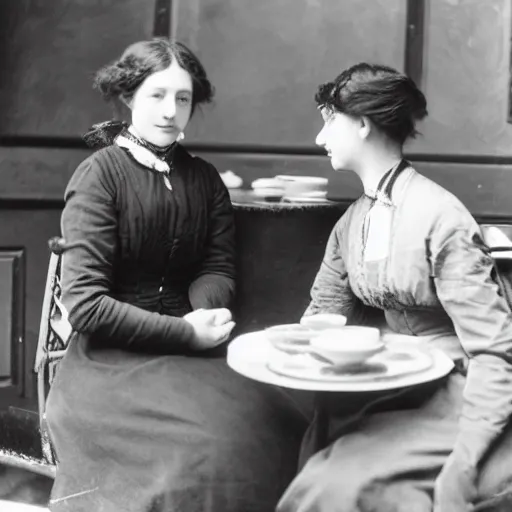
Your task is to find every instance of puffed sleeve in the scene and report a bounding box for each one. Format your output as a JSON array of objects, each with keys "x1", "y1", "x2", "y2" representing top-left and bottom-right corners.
[
  {"x1": 428, "y1": 206, "x2": 512, "y2": 464},
  {"x1": 188, "y1": 163, "x2": 236, "y2": 310},
  {"x1": 304, "y1": 214, "x2": 368, "y2": 324},
  {"x1": 61, "y1": 155, "x2": 196, "y2": 353}
]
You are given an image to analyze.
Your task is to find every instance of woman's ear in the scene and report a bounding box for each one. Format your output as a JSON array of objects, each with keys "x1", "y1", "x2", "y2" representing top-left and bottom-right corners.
[{"x1": 359, "y1": 116, "x2": 371, "y2": 140}]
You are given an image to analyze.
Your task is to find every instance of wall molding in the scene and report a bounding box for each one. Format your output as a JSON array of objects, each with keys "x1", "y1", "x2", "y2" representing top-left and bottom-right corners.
[
  {"x1": 2, "y1": 136, "x2": 512, "y2": 164},
  {"x1": 404, "y1": 0, "x2": 426, "y2": 85},
  {"x1": 153, "y1": 0, "x2": 172, "y2": 37},
  {"x1": 2, "y1": 146, "x2": 512, "y2": 220}
]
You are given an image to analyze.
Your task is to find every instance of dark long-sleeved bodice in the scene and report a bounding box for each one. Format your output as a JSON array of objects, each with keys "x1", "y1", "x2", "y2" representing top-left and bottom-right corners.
[
  {"x1": 47, "y1": 141, "x2": 305, "y2": 512},
  {"x1": 61, "y1": 142, "x2": 235, "y2": 352}
]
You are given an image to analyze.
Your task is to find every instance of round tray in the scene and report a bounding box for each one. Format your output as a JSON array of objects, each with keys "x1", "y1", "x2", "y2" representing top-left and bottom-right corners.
[
  {"x1": 227, "y1": 332, "x2": 454, "y2": 392},
  {"x1": 267, "y1": 344, "x2": 433, "y2": 383}
]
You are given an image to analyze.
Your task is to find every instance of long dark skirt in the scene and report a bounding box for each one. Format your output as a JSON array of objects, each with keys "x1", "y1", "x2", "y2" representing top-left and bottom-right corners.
[
  {"x1": 277, "y1": 372, "x2": 512, "y2": 512},
  {"x1": 46, "y1": 335, "x2": 308, "y2": 512}
]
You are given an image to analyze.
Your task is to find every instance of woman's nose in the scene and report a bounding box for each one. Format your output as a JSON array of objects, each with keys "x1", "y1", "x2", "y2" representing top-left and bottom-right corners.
[
  {"x1": 315, "y1": 127, "x2": 326, "y2": 147},
  {"x1": 162, "y1": 99, "x2": 176, "y2": 119}
]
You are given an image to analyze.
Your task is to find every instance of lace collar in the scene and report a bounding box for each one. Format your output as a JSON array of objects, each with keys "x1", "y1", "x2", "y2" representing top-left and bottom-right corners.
[
  {"x1": 115, "y1": 130, "x2": 178, "y2": 190},
  {"x1": 115, "y1": 130, "x2": 177, "y2": 174}
]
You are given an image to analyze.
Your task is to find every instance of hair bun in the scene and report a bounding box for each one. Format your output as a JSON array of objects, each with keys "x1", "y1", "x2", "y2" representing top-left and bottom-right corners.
[
  {"x1": 93, "y1": 60, "x2": 149, "y2": 101},
  {"x1": 315, "y1": 63, "x2": 428, "y2": 144},
  {"x1": 405, "y1": 78, "x2": 428, "y2": 121},
  {"x1": 82, "y1": 120, "x2": 129, "y2": 148}
]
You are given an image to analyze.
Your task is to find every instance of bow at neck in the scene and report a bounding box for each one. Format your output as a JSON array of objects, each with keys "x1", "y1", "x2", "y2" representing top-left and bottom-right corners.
[{"x1": 115, "y1": 130, "x2": 178, "y2": 191}]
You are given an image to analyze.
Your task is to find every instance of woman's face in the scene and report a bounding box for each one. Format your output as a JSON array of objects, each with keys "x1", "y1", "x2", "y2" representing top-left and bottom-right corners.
[
  {"x1": 127, "y1": 59, "x2": 193, "y2": 147},
  {"x1": 315, "y1": 108, "x2": 363, "y2": 171}
]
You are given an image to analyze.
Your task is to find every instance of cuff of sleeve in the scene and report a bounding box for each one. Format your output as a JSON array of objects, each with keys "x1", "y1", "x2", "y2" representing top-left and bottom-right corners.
[{"x1": 189, "y1": 274, "x2": 235, "y2": 310}]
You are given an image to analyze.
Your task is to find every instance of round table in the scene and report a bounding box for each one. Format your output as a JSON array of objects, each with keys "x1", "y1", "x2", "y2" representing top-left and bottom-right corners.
[
  {"x1": 227, "y1": 331, "x2": 455, "y2": 449},
  {"x1": 0, "y1": 501, "x2": 48, "y2": 511},
  {"x1": 227, "y1": 332, "x2": 455, "y2": 392}
]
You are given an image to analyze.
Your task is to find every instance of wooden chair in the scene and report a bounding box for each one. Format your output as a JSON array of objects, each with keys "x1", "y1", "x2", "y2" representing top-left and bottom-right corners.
[
  {"x1": 482, "y1": 225, "x2": 512, "y2": 308},
  {"x1": 33, "y1": 238, "x2": 72, "y2": 471},
  {"x1": 0, "y1": 238, "x2": 69, "y2": 498}
]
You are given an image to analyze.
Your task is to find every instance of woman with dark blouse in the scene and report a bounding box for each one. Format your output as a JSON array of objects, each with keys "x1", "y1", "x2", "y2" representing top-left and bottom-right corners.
[{"x1": 45, "y1": 39, "x2": 305, "y2": 512}]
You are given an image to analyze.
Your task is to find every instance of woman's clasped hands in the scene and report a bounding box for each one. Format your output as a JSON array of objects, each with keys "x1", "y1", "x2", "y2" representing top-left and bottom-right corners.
[{"x1": 184, "y1": 308, "x2": 235, "y2": 350}]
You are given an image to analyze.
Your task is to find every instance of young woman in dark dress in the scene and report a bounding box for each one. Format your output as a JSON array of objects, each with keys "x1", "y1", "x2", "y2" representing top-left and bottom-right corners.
[{"x1": 45, "y1": 39, "x2": 306, "y2": 512}]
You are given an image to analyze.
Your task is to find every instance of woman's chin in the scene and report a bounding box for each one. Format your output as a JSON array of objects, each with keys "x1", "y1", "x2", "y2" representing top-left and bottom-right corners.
[
  {"x1": 150, "y1": 136, "x2": 177, "y2": 148},
  {"x1": 329, "y1": 157, "x2": 346, "y2": 172}
]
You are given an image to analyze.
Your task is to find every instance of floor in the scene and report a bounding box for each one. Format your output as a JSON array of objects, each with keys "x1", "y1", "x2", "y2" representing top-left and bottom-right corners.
[{"x1": 0, "y1": 465, "x2": 52, "y2": 508}]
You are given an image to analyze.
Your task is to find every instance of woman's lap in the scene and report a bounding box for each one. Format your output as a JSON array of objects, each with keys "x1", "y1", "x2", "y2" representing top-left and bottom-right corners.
[
  {"x1": 278, "y1": 373, "x2": 512, "y2": 512},
  {"x1": 46, "y1": 339, "x2": 307, "y2": 512}
]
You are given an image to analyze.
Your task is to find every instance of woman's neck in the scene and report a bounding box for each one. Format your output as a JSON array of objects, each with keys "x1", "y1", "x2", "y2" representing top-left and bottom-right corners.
[
  {"x1": 127, "y1": 125, "x2": 173, "y2": 153},
  {"x1": 355, "y1": 146, "x2": 403, "y2": 196}
]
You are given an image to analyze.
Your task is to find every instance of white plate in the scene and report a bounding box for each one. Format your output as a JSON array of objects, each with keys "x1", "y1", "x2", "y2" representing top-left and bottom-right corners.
[
  {"x1": 285, "y1": 190, "x2": 328, "y2": 199},
  {"x1": 227, "y1": 332, "x2": 454, "y2": 392},
  {"x1": 275, "y1": 175, "x2": 328, "y2": 185},
  {"x1": 267, "y1": 344, "x2": 433, "y2": 383},
  {"x1": 252, "y1": 188, "x2": 283, "y2": 198},
  {"x1": 0, "y1": 501, "x2": 49, "y2": 511},
  {"x1": 283, "y1": 196, "x2": 334, "y2": 204}
]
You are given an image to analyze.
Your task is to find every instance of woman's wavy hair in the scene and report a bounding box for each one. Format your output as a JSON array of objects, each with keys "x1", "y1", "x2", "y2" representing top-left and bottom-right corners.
[
  {"x1": 94, "y1": 38, "x2": 213, "y2": 113},
  {"x1": 315, "y1": 63, "x2": 428, "y2": 145},
  {"x1": 83, "y1": 39, "x2": 213, "y2": 148}
]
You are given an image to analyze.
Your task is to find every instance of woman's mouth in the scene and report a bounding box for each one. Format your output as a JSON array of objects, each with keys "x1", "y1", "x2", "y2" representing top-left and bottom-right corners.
[{"x1": 156, "y1": 125, "x2": 177, "y2": 133}]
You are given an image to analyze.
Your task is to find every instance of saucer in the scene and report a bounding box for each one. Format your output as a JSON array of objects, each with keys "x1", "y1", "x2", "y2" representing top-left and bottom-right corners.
[{"x1": 267, "y1": 344, "x2": 433, "y2": 383}]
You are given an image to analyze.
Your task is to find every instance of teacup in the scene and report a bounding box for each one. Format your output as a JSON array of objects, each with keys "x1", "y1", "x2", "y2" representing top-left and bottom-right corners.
[
  {"x1": 265, "y1": 324, "x2": 314, "y2": 345},
  {"x1": 300, "y1": 313, "x2": 347, "y2": 330},
  {"x1": 310, "y1": 326, "x2": 383, "y2": 365},
  {"x1": 275, "y1": 175, "x2": 328, "y2": 197},
  {"x1": 265, "y1": 324, "x2": 314, "y2": 351}
]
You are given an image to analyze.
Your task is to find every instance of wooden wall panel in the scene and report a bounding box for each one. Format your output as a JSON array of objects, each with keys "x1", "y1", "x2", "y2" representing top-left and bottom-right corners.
[
  {"x1": 0, "y1": 210, "x2": 61, "y2": 407},
  {"x1": 409, "y1": 0, "x2": 512, "y2": 156},
  {"x1": 0, "y1": 0, "x2": 158, "y2": 137},
  {"x1": 0, "y1": 257, "x2": 15, "y2": 380},
  {"x1": 0, "y1": 259, "x2": 14, "y2": 379},
  {"x1": 176, "y1": 0, "x2": 406, "y2": 146},
  {"x1": 0, "y1": 147, "x2": 92, "y2": 200},
  {"x1": 0, "y1": 249, "x2": 25, "y2": 400}
]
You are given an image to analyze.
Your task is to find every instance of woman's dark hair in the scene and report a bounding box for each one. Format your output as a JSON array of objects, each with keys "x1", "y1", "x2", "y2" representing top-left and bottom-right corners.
[
  {"x1": 83, "y1": 39, "x2": 214, "y2": 148},
  {"x1": 315, "y1": 63, "x2": 427, "y2": 145},
  {"x1": 94, "y1": 38, "x2": 214, "y2": 114}
]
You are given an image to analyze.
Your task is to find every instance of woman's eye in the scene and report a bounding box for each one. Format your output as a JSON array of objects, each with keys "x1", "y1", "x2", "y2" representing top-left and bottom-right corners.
[
  {"x1": 177, "y1": 96, "x2": 191, "y2": 105},
  {"x1": 151, "y1": 93, "x2": 164, "y2": 99}
]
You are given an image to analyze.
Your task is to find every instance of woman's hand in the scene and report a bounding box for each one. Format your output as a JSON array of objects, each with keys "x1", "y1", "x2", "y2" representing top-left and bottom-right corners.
[
  {"x1": 184, "y1": 308, "x2": 235, "y2": 351},
  {"x1": 433, "y1": 452, "x2": 477, "y2": 512}
]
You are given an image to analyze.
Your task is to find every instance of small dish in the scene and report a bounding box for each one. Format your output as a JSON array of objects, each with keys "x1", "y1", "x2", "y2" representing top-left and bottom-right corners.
[
  {"x1": 310, "y1": 326, "x2": 383, "y2": 365},
  {"x1": 300, "y1": 313, "x2": 347, "y2": 330},
  {"x1": 265, "y1": 324, "x2": 315, "y2": 345},
  {"x1": 274, "y1": 176, "x2": 328, "y2": 186},
  {"x1": 275, "y1": 175, "x2": 328, "y2": 197},
  {"x1": 252, "y1": 188, "x2": 284, "y2": 199},
  {"x1": 282, "y1": 197, "x2": 334, "y2": 204},
  {"x1": 265, "y1": 324, "x2": 315, "y2": 354}
]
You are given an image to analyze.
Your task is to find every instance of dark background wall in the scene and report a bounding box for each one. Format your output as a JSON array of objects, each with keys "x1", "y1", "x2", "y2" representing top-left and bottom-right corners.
[{"x1": 1, "y1": 0, "x2": 512, "y2": 411}]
